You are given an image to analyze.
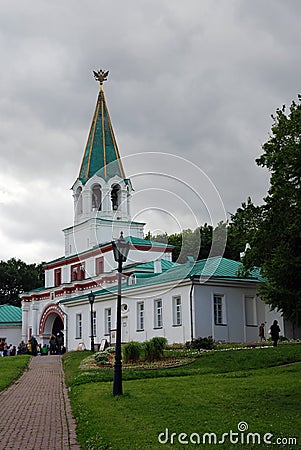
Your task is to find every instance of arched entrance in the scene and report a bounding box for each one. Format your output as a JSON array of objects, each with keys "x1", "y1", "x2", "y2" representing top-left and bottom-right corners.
[
  {"x1": 39, "y1": 303, "x2": 65, "y2": 348},
  {"x1": 52, "y1": 315, "x2": 64, "y2": 335}
]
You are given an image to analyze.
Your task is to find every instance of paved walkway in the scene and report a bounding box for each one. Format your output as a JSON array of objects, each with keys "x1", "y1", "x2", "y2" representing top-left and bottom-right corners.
[{"x1": 0, "y1": 356, "x2": 80, "y2": 450}]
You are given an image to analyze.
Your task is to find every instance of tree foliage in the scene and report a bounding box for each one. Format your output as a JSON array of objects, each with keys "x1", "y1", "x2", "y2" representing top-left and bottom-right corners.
[
  {"x1": 227, "y1": 197, "x2": 265, "y2": 261},
  {"x1": 243, "y1": 96, "x2": 301, "y2": 325},
  {"x1": 148, "y1": 225, "x2": 215, "y2": 263},
  {"x1": 0, "y1": 258, "x2": 44, "y2": 307},
  {"x1": 148, "y1": 223, "x2": 234, "y2": 263}
]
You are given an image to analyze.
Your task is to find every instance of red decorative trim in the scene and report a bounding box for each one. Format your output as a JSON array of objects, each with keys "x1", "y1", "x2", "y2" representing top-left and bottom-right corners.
[
  {"x1": 44, "y1": 243, "x2": 171, "y2": 270},
  {"x1": 131, "y1": 245, "x2": 172, "y2": 253},
  {"x1": 39, "y1": 303, "x2": 64, "y2": 334},
  {"x1": 44, "y1": 246, "x2": 111, "y2": 270}
]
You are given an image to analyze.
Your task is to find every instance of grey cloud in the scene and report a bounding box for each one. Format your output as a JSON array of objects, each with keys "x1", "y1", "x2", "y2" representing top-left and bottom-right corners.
[{"x1": 0, "y1": 0, "x2": 300, "y2": 262}]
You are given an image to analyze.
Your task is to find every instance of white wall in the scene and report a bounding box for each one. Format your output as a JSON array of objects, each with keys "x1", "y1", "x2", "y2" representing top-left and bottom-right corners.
[
  {"x1": 193, "y1": 283, "x2": 283, "y2": 343},
  {"x1": 65, "y1": 283, "x2": 193, "y2": 350},
  {"x1": 0, "y1": 326, "x2": 22, "y2": 347}
]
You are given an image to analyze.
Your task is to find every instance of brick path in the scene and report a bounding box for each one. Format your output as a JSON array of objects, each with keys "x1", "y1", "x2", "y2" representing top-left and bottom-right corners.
[{"x1": 0, "y1": 356, "x2": 80, "y2": 450}]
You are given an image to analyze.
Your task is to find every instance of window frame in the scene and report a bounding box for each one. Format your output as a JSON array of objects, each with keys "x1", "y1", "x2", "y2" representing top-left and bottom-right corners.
[
  {"x1": 137, "y1": 301, "x2": 144, "y2": 331},
  {"x1": 172, "y1": 296, "x2": 182, "y2": 326},
  {"x1": 95, "y1": 257, "x2": 104, "y2": 276},
  {"x1": 154, "y1": 299, "x2": 163, "y2": 329},
  {"x1": 71, "y1": 263, "x2": 85, "y2": 281},
  {"x1": 54, "y1": 268, "x2": 62, "y2": 287},
  {"x1": 75, "y1": 313, "x2": 82, "y2": 339},
  {"x1": 244, "y1": 295, "x2": 257, "y2": 327},
  {"x1": 213, "y1": 294, "x2": 227, "y2": 326},
  {"x1": 92, "y1": 184, "x2": 102, "y2": 211},
  {"x1": 104, "y1": 308, "x2": 112, "y2": 335}
]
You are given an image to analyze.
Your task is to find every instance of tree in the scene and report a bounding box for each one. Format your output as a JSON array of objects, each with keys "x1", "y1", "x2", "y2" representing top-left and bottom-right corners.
[
  {"x1": 244, "y1": 95, "x2": 301, "y2": 325},
  {"x1": 0, "y1": 258, "x2": 44, "y2": 307},
  {"x1": 227, "y1": 197, "x2": 264, "y2": 261},
  {"x1": 150, "y1": 229, "x2": 197, "y2": 263},
  {"x1": 147, "y1": 223, "x2": 229, "y2": 263}
]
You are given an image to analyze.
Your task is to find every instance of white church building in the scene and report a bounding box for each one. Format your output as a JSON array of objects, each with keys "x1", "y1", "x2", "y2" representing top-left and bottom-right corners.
[{"x1": 21, "y1": 71, "x2": 284, "y2": 351}]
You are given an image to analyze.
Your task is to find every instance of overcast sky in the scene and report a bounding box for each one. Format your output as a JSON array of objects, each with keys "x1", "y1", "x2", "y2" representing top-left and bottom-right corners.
[{"x1": 0, "y1": 0, "x2": 300, "y2": 264}]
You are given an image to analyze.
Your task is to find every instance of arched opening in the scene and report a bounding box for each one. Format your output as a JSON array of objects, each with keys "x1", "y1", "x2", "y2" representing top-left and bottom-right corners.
[
  {"x1": 39, "y1": 304, "x2": 65, "y2": 349},
  {"x1": 75, "y1": 186, "x2": 83, "y2": 214},
  {"x1": 111, "y1": 184, "x2": 120, "y2": 210},
  {"x1": 41, "y1": 312, "x2": 64, "y2": 336},
  {"x1": 52, "y1": 315, "x2": 64, "y2": 336},
  {"x1": 92, "y1": 184, "x2": 102, "y2": 211}
]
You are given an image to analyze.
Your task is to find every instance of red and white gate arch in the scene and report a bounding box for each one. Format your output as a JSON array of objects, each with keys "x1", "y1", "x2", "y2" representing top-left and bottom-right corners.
[{"x1": 39, "y1": 303, "x2": 64, "y2": 335}]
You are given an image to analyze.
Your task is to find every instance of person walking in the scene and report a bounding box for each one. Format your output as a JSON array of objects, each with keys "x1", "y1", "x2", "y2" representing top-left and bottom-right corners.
[{"x1": 270, "y1": 320, "x2": 281, "y2": 347}]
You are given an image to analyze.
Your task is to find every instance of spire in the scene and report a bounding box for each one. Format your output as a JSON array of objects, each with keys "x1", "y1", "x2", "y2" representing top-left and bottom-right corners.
[{"x1": 78, "y1": 70, "x2": 126, "y2": 184}]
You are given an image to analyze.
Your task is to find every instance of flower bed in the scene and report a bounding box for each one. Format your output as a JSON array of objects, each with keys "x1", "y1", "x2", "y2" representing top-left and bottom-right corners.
[{"x1": 80, "y1": 353, "x2": 194, "y2": 371}]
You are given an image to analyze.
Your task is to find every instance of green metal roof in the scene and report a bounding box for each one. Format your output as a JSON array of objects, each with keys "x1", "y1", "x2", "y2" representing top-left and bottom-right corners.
[
  {"x1": 59, "y1": 257, "x2": 263, "y2": 304},
  {"x1": 0, "y1": 304, "x2": 22, "y2": 326},
  {"x1": 78, "y1": 86, "x2": 126, "y2": 184},
  {"x1": 133, "y1": 260, "x2": 179, "y2": 272},
  {"x1": 44, "y1": 236, "x2": 170, "y2": 267},
  {"x1": 190, "y1": 256, "x2": 264, "y2": 280},
  {"x1": 125, "y1": 236, "x2": 174, "y2": 249}
]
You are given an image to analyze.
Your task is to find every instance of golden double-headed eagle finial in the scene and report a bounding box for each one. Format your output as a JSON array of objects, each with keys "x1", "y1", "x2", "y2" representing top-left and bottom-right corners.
[{"x1": 93, "y1": 69, "x2": 109, "y2": 86}]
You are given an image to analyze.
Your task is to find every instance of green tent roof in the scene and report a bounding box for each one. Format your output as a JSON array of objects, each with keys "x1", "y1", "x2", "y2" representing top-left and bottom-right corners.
[
  {"x1": 0, "y1": 304, "x2": 22, "y2": 326},
  {"x1": 78, "y1": 86, "x2": 125, "y2": 184}
]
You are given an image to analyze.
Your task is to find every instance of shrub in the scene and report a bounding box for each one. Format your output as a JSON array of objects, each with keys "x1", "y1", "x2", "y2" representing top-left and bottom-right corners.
[
  {"x1": 144, "y1": 337, "x2": 167, "y2": 362},
  {"x1": 189, "y1": 336, "x2": 215, "y2": 350},
  {"x1": 123, "y1": 341, "x2": 143, "y2": 363},
  {"x1": 94, "y1": 347, "x2": 116, "y2": 366}
]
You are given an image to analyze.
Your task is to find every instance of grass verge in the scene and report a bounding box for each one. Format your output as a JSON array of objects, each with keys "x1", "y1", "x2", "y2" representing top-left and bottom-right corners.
[
  {"x1": 0, "y1": 355, "x2": 31, "y2": 392},
  {"x1": 63, "y1": 344, "x2": 301, "y2": 449}
]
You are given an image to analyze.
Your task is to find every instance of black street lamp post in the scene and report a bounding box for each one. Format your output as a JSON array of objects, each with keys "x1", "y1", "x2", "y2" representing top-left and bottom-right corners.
[
  {"x1": 88, "y1": 291, "x2": 95, "y2": 352},
  {"x1": 112, "y1": 232, "x2": 130, "y2": 396}
]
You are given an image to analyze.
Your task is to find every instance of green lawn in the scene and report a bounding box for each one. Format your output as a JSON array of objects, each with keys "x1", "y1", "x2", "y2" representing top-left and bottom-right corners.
[
  {"x1": 0, "y1": 355, "x2": 30, "y2": 391},
  {"x1": 63, "y1": 345, "x2": 301, "y2": 449}
]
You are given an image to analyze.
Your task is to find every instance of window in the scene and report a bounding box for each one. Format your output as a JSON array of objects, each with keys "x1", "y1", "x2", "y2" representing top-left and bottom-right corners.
[
  {"x1": 75, "y1": 186, "x2": 83, "y2": 214},
  {"x1": 105, "y1": 308, "x2": 112, "y2": 335},
  {"x1": 128, "y1": 274, "x2": 136, "y2": 285},
  {"x1": 71, "y1": 263, "x2": 85, "y2": 281},
  {"x1": 111, "y1": 184, "x2": 120, "y2": 210},
  {"x1": 214, "y1": 295, "x2": 226, "y2": 325},
  {"x1": 92, "y1": 310, "x2": 97, "y2": 337},
  {"x1": 245, "y1": 296, "x2": 257, "y2": 326},
  {"x1": 76, "y1": 314, "x2": 82, "y2": 339},
  {"x1": 95, "y1": 257, "x2": 104, "y2": 276},
  {"x1": 71, "y1": 265, "x2": 78, "y2": 282},
  {"x1": 137, "y1": 302, "x2": 144, "y2": 331},
  {"x1": 172, "y1": 296, "x2": 182, "y2": 326},
  {"x1": 154, "y1": 299, "x2": 163, "y2": 328},
  {"x1": 54, "y1": 268, "x2": 62, "y2": 287},
  {"x1": 92, "y1": 185, "x2": 102, "y2": 211}
]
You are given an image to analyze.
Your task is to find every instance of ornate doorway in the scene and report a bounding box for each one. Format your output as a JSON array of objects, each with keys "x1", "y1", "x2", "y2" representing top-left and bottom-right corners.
[{"x1": 39, "y1": 303, "x2": 65, "y2": 347}]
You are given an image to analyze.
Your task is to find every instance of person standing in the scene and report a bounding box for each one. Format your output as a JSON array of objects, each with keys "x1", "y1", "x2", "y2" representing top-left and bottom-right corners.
[
  {"x1": 56, "y1": 332, "x2": 63, "y2": 355},
  {"x1": 49, "y1": 334, "x2": 57, "y2": 355},
  {"x1": 259, "y1": 323, "x2": 266, "y2": 342},
  {"x1": 31, "y1": 336, "x2": 38, "y2": 356},
  {"x1": 270, "y1": 320, "x2": 281, "y2": 347}
]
